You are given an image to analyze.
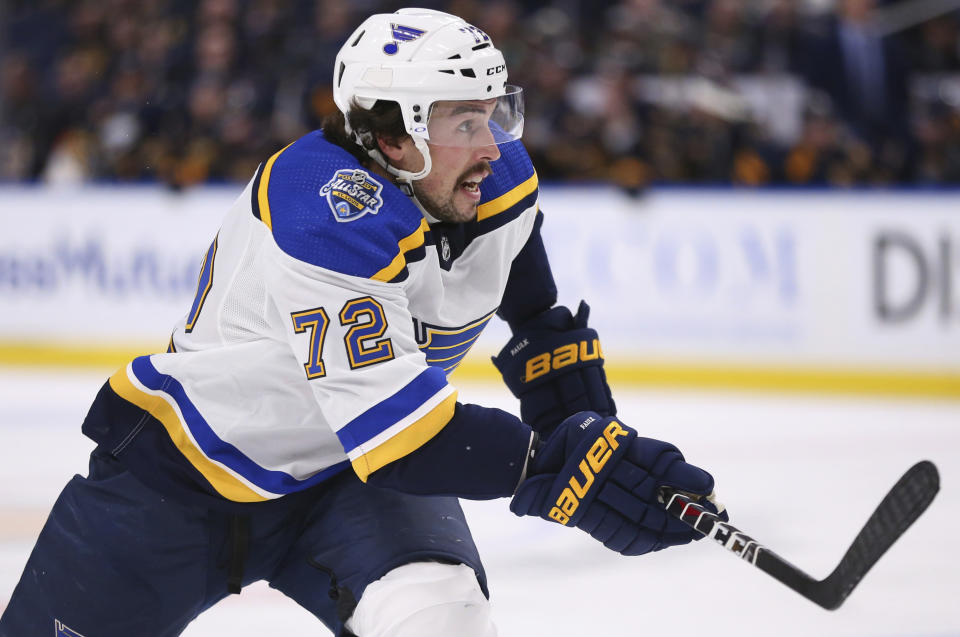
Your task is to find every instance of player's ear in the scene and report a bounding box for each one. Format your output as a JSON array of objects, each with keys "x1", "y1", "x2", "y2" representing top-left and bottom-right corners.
[
  {"x1": 376, "y1": 135, "x2": 424, "y2": 174},
  {"x1": 376, "y1": 134, "x2": 408, "y2": 164}
]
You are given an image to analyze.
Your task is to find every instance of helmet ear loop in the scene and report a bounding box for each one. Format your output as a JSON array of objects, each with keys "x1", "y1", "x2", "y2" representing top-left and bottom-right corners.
[
  {"x1": 404, "y1": 135, "x2": 433, "y2": 182},
  {"x1": 346, "y1": 116, "x2": 433, "y2": 197},
  {"x1": 375, "y1": 135, "x2": 433, "y2": 198},
  {"x1": 399, "y1": 136, "x2": 433, "y2": 206}
]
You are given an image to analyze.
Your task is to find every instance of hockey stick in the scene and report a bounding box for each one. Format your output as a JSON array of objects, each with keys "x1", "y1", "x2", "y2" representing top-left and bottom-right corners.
[{"x1": 661, "y1": 460, "x2": 939, "y2": 610}]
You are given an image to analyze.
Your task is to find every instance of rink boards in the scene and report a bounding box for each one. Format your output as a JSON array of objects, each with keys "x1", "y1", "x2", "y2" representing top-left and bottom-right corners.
[{"x1": 0, "y1": 185, "x2": 957, "y2": 398}]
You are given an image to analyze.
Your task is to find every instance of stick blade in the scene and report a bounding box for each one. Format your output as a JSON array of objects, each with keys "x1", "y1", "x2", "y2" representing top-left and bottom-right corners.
[
  {"x1": 817, "y1": 460, "x2": 940, "y2": 610},
  {"x1": 663, "y1": 461, "x2": 940, "y2": 611}
]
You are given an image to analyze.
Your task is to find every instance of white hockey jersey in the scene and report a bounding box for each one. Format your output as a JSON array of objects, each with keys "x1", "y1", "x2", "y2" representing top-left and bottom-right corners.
[{"x1": 104, "y1": 131, "x2": 539, "y2": 502}]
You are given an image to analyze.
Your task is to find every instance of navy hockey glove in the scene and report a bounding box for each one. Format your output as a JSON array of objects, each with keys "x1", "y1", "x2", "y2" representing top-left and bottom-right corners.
[
  {"x1": 510, "y1": 411, "x2": 725, "y2": 556},
  {"x1": 492, "y1": 301, "x2": 615, "y2": 437}
]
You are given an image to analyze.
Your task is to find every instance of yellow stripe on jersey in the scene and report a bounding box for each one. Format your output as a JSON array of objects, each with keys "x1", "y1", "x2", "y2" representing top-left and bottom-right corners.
[
  {"x1": 351, "y1": 390, "x2": 458, "y2": 482},
  {"x1": 108, "y1": 367, "x2": 268, "y2": 502},
  {"x1": 371, "y1": 218, "x2": 430, "y2": 282},
  {"x1": 257, "y1": 142, "x2": 296, "y2": 231},
  {"x1": 477, "y1": 172, "x2": 538, "y2": 221}
]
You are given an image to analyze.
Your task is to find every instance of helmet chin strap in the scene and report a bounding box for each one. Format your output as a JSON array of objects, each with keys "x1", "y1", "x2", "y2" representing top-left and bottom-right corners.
[{"x1": 355, "y1": 131, "x2": 437, "y2": 220}]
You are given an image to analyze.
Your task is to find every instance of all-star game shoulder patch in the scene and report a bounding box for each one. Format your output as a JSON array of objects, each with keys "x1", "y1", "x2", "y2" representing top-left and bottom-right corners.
[{"x1": 320, "y1": 168, "x2": 384, "y2": 223}]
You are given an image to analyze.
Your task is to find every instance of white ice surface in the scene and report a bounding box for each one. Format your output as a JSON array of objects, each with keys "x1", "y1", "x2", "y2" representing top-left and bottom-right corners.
[{"x1": 0, "y1": 369, "x2": 957, "y2": 636}]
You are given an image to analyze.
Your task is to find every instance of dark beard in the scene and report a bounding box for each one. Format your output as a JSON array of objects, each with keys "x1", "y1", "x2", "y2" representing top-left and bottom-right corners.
[
  {"x1": 412, "y1": 181, "x2": 469, "y2": 223},
  {"x1": 411, "y1": 161, "x2": 493, "y2": 224}
]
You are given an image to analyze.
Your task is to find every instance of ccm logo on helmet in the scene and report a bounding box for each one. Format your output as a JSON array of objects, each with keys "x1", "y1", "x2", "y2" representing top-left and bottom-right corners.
[
  {"x1": 486, "y1": 64, "x2": 506, "y2": 75},
  {"x1": 548, "y1": 420, "x2": 629, "y2": 525},
  {"x1": 524, "y1": 339, "x2": 602, "y2": 382}
]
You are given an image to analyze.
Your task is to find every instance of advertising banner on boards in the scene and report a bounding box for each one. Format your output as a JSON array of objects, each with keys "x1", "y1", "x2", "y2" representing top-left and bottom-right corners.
[{"x1": 0, "y1": 186, "x2": 956, "y2": 396}]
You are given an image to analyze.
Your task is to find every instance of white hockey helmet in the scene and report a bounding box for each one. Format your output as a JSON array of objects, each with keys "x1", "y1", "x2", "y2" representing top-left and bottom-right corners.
[{"x1": 333, "y1": 8, "x2": 524, "y2": 182}]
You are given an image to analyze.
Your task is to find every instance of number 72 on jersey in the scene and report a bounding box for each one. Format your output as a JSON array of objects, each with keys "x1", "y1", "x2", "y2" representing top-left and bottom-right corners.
[
  {"x1": 183, "y1": 238, "x2": 394, "y2": 379},
  {"x1": 290, "y1": 297, "x2": 395, "y2": 378}
]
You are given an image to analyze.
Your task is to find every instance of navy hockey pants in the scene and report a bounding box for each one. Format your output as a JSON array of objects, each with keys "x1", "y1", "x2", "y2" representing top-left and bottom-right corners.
[{"x1": 0, "y1": 448, "x2": 485, "y2": 637}]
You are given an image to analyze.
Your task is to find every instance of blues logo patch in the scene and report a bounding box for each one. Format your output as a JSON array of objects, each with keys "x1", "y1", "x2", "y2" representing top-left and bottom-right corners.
[
  {"x1": 383, "y1": 24, "x2": 426, "y2": 55},
  {"x1": 320, "y1": 169, "x2": 384, "y2": 222}
]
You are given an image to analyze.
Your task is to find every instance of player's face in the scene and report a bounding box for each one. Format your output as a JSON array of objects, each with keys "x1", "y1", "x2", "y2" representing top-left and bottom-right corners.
[{"x1": 412, "y1": 99, "x2": 502, "y2": 224}]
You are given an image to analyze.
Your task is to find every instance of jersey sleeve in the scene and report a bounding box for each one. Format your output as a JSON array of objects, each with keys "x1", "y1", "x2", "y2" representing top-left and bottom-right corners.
[
  {"x1": 255, "y1": 135, "x2": 461, "y2": 482},
  {"x1": 262, "y1": 237, "x2": 458, "y2": 482},
  {"x1": 365, "y1": 401, "x2": 534, "y2": 499},
  {"x1": 497, "y1": 210, "x2": 558, "y2": 330}
]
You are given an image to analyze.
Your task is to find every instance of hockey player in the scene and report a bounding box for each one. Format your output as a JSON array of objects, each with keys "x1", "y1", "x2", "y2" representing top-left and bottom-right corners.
[{"x1": 0, "y1": 9, "x2": 724, "y2": 637}]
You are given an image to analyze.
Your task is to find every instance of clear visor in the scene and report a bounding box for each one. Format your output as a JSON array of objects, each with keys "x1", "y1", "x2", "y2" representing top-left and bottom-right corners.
[{"x1": 424, "y1": 85, "x2": 524, "y2": 148}]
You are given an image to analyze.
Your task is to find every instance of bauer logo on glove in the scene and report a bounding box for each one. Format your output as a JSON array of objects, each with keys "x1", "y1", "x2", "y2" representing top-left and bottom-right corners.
[
  {"x1": 548, "y1": 419, "x2": 630, "y2": 524},
  {"x1": 525, "y1": 338, "x2": 602, "y2": 382},
  {"x1": 511, "y1": 411, "x2": 724, "y2": 556}
]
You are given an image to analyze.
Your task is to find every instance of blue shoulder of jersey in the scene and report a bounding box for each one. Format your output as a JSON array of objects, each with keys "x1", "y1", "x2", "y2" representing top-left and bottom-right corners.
[
  {"x1": 251, "y1": 131, "x2": 428, "y2": 283},
  {"x1": 475, "y1": 139, "x2": 538, "y2": 233}
]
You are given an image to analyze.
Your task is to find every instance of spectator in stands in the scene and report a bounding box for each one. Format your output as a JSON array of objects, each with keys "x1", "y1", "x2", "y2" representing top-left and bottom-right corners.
[
  {"x1": 800, "y1": 0, "x2": 910, "y2": 151},
  {"x1": 1, "y1": 0, "x2": 958, "y2": 186}
]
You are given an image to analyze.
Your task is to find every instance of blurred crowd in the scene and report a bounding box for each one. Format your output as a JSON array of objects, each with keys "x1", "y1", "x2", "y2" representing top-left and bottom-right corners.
[{"x1": 1, "y1": 0, "x2": 959, "y2": 189}]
